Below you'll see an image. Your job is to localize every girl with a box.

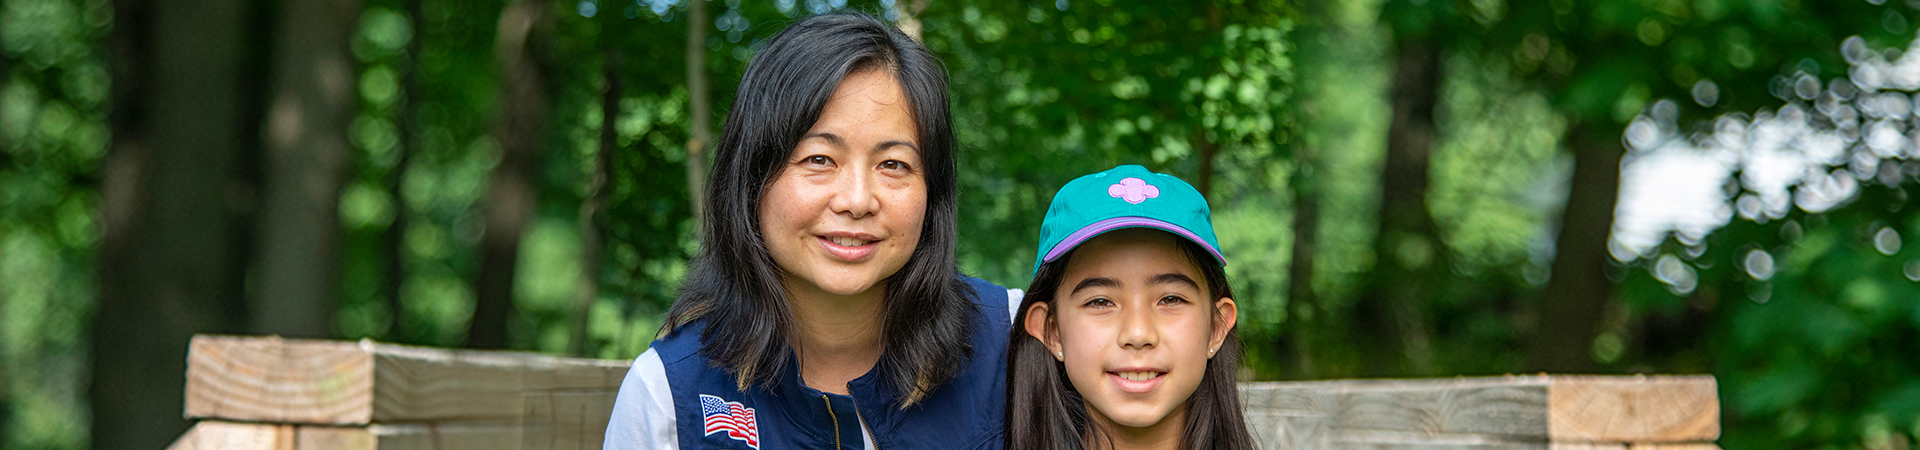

[1006,165,1253,450]
[604,13,1019,450]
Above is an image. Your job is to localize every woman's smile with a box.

[818,232,884,262]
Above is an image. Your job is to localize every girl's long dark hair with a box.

[660,12,974,406]
[1005,236,1253,450]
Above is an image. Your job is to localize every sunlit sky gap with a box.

[1613,35,1920,285]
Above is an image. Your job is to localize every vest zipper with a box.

[822,394,842,449]
[855,406,879,450]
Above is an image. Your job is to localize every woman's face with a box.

[1025,229,1236,433]
[759,69,927,300]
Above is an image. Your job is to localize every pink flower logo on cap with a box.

[1108,177,1160,204]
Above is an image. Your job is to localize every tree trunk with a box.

[1192,4,1223,201]
[1285,147,1320,379]
[0,50,8,152]
[1,24,13,444]
[385,0,424,343]
[1528,122,1624,372]
[570,46,620,356]
[1194,127,1219,200]
[467,0,551,349]
[685,0,710,228]
[252,0,360,338]
[1280,0,1336,380]
[1354,38,1442,377]
[95,0,259,446]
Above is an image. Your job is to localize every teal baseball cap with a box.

[1032,165,1224,277]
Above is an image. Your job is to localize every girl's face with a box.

[1025,229,1237,434]
[760,69,927,300]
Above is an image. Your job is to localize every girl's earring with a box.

[1056,351,1063,359]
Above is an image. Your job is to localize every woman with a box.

[603,13,1020,450]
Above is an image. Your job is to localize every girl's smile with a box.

[1107,367,1168,394]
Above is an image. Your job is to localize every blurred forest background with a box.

[4,0,1920,448]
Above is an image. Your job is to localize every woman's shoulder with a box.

[645,319,711,368]
[956,275,1023,325]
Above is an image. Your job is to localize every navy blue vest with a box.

[651,276,1013,449]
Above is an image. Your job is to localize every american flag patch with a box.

[700,394,759,449]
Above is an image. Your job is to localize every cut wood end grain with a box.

[1548,375,1719,442]
[185,335,377,424]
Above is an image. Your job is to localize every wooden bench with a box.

[170,335,1718,449]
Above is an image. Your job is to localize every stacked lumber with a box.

[169,334,630,450]
[169,335,1721,449]
[1240,375,1720,450]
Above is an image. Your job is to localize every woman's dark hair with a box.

[659,12,974,406]
[1005,233,1253,450]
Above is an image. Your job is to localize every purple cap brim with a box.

[1043,217,1227,266]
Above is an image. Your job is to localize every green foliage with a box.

[1213,0,1380,378]
[334,0,512,347]
[1609,50,1920,448]
[0,0,108,447]
[922,0,1295,287]
[1485,0,1912,123]
[1617,185,1920,448]
[329,0,804,355]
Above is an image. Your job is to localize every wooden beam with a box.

[185,334,629,425]
[521,390,617,450]
[370,422,523,450]
[167,420,298,450]
[166,420,528,450]
[1241,375,1717,449]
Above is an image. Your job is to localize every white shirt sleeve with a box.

[1006,288,1024,323]
[604,348,678,450]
